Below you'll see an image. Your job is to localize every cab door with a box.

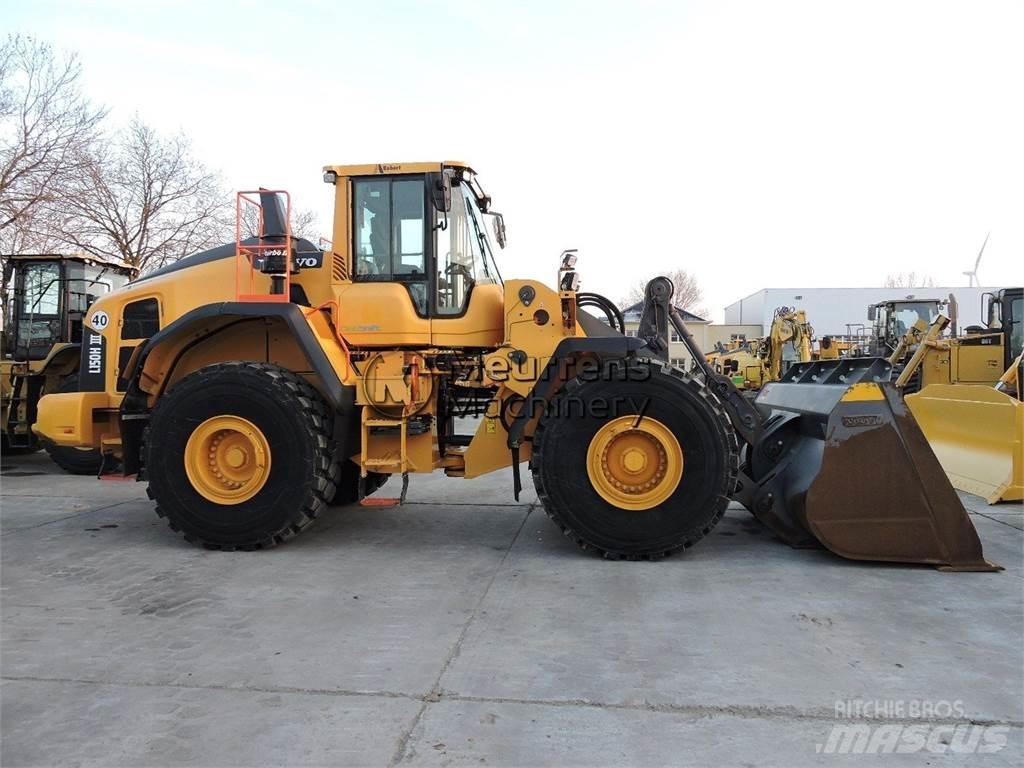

[13,260,62,360]
[336,175,431,347]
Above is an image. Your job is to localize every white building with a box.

[723,286,1004,336]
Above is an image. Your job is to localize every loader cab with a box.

[326,162,506,348]
[983,288,1023,369]
[868,298,944,356]
[1,254,134,361]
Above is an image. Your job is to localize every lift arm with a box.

[893,314,949,389]
[637,276,762,446]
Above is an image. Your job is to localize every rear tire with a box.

[44,374,104,475]
[145,362,338,550]
[532,360,738,559]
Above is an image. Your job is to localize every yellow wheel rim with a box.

[184,416,271,505]
[586,416,684,511]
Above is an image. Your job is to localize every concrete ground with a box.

[1,450,1021,767]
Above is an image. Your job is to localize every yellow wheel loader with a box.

[862,296,953,359]
[905,288,1023,504]
[2,253,135,472]
[33,162,997,569]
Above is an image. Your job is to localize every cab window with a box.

[891,303,936,337]
[16,261,61,358]
[21,262,60,316]
[435,183,500,316]
[121,298,160,339]
[353,177,427,313]
[70,265,125,314]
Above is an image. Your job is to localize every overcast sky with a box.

[7,0,1022,320]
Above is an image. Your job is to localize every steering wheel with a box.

[356,257,379,276]
[444,262,473,281]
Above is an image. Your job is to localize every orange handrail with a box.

[235,189,292,303]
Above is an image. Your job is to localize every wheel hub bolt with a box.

[225,446,247,469]
[621,448,647,474]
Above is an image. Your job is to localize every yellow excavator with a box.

[903,288,1023,503]
[706,307,813,390]
[32,162,998,570]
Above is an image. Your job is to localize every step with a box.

[363,458,402,468]
[359,497,401,507]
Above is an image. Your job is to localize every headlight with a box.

[560,271,580,292]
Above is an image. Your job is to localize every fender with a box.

[118,302,354,475]
[123,302,347,409]
[37,343,81,376]
[504,335,646,449]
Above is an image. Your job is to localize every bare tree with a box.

[620,269,707,316]
[290,208,321,242]
[56,118,231,272]
[884,272,936,288]
[0,203,63,254]
[0,35,106,242]
[239,203,321,242]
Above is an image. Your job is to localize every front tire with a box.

[145,362,338,550]
[532,360,738,559]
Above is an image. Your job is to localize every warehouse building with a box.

[723,286,1002,336]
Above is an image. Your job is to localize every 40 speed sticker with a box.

[89,310,110,331]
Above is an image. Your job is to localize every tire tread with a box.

[144,361,338,550]
[531,359,739,560]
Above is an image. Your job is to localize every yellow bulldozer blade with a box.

[906,384,1023,505]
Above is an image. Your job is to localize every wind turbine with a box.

[964,232,989,287]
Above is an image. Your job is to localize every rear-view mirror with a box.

[491,212,507,249]
[981,292,996,328]
[427,172,451,213]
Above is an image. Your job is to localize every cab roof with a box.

[1,252,136,273]
[875,297,945,305]
[322,161,474,177]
